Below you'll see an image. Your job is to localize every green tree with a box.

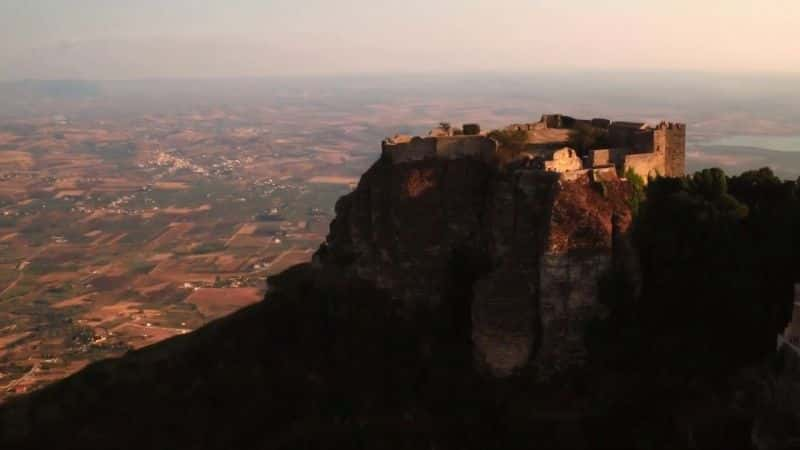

[591,168,799,380]
[690,168,728,199]
[624,168,646,215]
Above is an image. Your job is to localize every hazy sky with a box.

[1,0,799,79]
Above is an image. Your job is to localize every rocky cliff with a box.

[313,151,635,378]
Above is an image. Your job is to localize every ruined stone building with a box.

[382,114,686,182]
[586,118,685,179]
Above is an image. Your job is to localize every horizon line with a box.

[3,69,800,84]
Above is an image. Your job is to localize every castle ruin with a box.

[382,113,686,181]
[370,114,686,377]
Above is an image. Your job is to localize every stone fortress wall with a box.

[381,135,497,164]
[623,152,665,178]
[435,136,498,161]
[381,114,686,181]
[541,113,686,179]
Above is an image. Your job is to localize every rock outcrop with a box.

[314,147,635,378]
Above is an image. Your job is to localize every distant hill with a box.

[0,79,101,100]
[689,144,800,179]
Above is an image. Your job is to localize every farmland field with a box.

[0,99,381,399]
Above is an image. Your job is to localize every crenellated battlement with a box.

[656,121,686,131]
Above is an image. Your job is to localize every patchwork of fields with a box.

[0,108,370,399]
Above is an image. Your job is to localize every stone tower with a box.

[653,122,686,177]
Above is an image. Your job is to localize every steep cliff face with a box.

[315,154,634,378]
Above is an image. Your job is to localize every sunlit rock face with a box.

[314,150,634,378]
